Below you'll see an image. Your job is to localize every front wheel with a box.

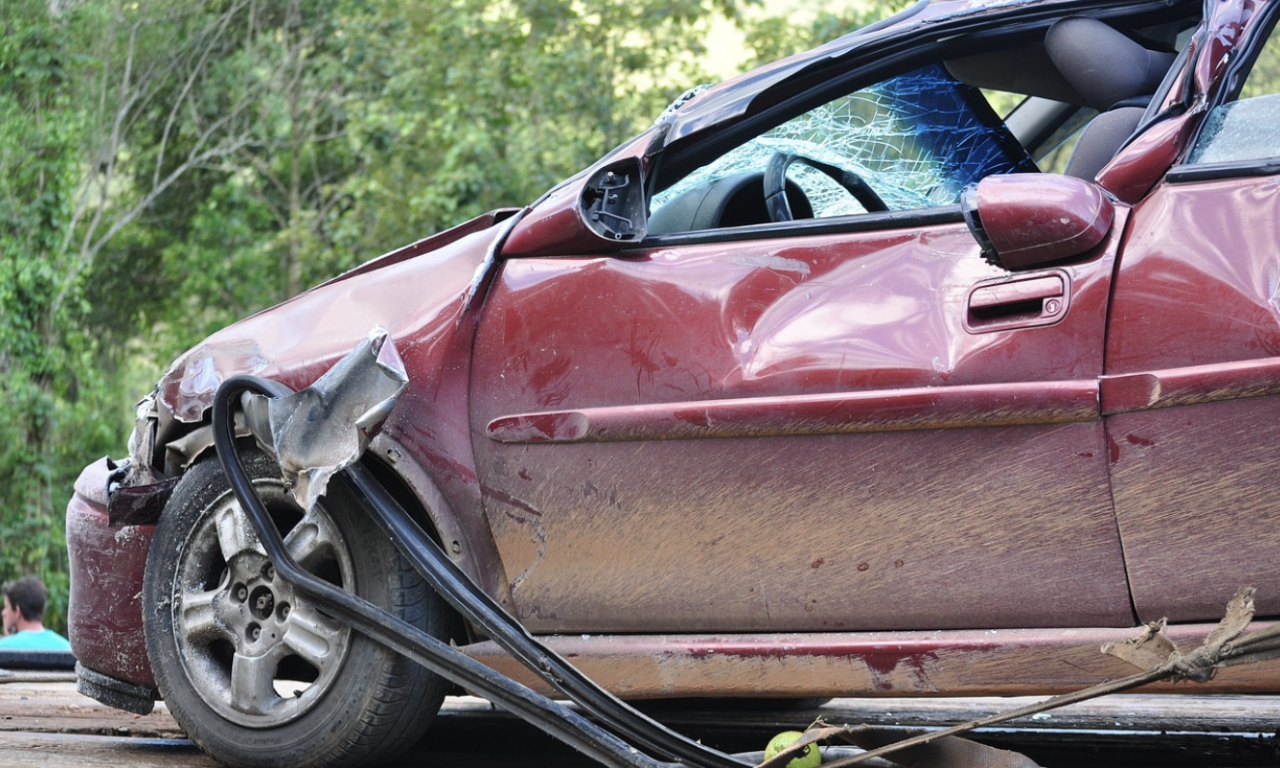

[143,449,451,768]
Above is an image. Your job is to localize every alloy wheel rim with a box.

[171,483,354,728]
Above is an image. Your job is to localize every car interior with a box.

[952,17,1179,180]
[646,11,1200,237]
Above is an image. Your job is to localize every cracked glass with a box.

[651,63,1035,227]
[1188,21,1280,165]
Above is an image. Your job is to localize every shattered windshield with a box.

[651,63,1035,223]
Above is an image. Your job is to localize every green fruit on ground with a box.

[763,730,821,767]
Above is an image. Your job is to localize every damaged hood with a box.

[158,211,512,423]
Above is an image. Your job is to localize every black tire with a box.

[143,448,451,768]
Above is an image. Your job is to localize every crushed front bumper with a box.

[66,456,158,713]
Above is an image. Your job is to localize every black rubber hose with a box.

[212,375,674,768]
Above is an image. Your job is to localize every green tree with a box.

[0,0,347,627]
[741,0,913,67]
[75,0,356,359]
[0,0,103,631]
[81,0,760,358]
[331,0,751,260]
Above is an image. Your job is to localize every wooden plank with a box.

[7,682,1280,735]
[3,681,1280,767]
[0,682,183,740]
[0,733,215,768]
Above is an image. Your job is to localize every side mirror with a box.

[961,174,1114,270]
[501,159,646,257]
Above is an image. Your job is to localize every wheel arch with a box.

[149,419,510,616]
[363,433,513,613]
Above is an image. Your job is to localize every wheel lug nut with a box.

[277,603,291,621]
[262,563,274,581]
[249,586,275,619]
[234,585,247,602]
[248,624,261,641]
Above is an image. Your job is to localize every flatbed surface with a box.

[2,677,1278,767]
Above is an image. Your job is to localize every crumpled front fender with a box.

[129,211,513,606]
[71,214,516,705]
[157,212,511,424]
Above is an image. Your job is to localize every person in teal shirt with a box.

[1,575,71,651]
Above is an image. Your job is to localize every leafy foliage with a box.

[330,0,744,261]
[0,0,100,631]
[741,0,913,67]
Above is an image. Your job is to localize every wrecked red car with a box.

[66,0,1280,765]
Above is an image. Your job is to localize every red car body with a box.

[67,0,1280,721]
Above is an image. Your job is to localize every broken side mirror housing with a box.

[961,174,1114,271]
[501,159,647,257]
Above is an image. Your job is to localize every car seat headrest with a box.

[1045,17,1176,111]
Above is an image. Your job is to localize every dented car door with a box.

[469,61,1133,635]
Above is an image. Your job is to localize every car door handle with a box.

[965,273,1068,332]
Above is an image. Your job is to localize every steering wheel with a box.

[763,152,889,222]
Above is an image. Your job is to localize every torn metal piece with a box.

[243,328,408,512]
[164,422,224,476]
[113,393,253,524]
[462,210,524,319]
[107,477,179,527]
[124,394,165,488]
[110,395,183,524]
[175,356,221,423]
